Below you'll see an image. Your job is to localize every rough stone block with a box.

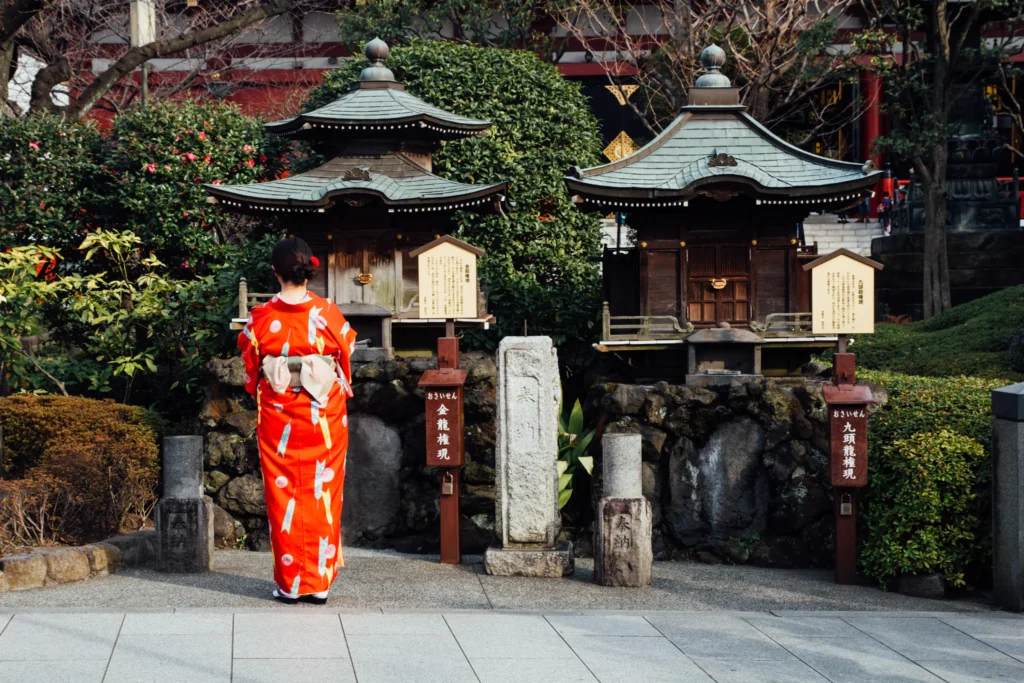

[602,433,642,498]
[43,549,91,584]
[495,336,561,548]
[899,573,946,600]
[342,413,402,540]
[208,356,246,386]
[156,497,213,573]
[484,540,574,577]
[101,531,156,567]
[0,553,47,590]
[595,498,653,588]
[81,543,121,574]
[0,571,7,592]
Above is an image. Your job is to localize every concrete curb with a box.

[0,530,156,591]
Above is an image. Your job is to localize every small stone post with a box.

[595,434,652,587]
[993,382,1024,611]
[484,337,573,577]
[156,435,214,573]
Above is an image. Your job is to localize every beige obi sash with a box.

[261,354,339,404]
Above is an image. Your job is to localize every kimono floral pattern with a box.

[238,292,357,596]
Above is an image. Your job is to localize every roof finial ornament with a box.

[359,37,396,82]
[694,44,731,88]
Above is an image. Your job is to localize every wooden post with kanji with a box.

[802,248,882,585]
[412,236,485,565]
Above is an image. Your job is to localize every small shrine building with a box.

[208,39,506,359]
[566,45,882,381]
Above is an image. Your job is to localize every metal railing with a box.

[750,312,813,337]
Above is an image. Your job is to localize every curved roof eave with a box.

[206,180,507,210]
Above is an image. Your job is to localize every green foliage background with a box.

[307,41,605,372]
[860,369,1004,587]
[851,285,1024,380]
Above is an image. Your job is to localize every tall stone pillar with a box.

[993,383,1024,611]
[484,337,573,577]
[595,434,652,587]
[156,436,214,573]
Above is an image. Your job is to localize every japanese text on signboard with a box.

[425,389,463,466]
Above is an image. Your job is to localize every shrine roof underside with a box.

[566,108,882,209]
[205,154,505,214]
[264,84,492,139]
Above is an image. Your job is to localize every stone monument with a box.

[595,433,652,587]
[156,435,214,572]
[484,336,573,577]
[993,382,1024,611]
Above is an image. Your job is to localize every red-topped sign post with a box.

[412,236,485,565]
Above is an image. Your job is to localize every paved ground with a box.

[0,550,1021,682]
[0,549,1000,612]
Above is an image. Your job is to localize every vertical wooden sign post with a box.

[803,248,882,585]
[412,236,485,565]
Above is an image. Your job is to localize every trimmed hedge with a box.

[0,396,162,546]
[853,285,1024,380]
[860,370,1006,587]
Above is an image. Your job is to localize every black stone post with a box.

[993,383,1024,611]
[156,436,214,573]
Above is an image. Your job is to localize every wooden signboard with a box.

[421,371,467,467]
[409,236,485,319]
[802,248,883,336]
[824,385,871,488]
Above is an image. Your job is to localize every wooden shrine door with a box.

[332,238,400,310]
[642,249,683,322]
[686,244,751,325]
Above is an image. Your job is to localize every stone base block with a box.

[595,498,653,588]
[484,540,574,578]
[156,496,214,573]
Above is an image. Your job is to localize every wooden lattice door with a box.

[687,245,751,325]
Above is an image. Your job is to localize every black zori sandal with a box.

[272,588,299,604]
[299,590,330,606]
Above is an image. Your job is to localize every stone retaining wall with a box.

[583,377,886,567]
[202,353,498,553]
[0,530,156,591]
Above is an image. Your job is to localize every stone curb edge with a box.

[0,530,157,591]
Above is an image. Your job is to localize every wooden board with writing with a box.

[824,384,872,488]
[410,236,484,319]
[802,248,882,335]
[419,367,468,467]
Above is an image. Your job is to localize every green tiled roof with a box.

[567,108,881,199]
[206,154,505,208]
[264,86,490,137]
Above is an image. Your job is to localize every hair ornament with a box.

[310,256,320,268]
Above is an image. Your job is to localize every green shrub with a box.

[0,395,162,547]
[853,285,1024,380]
[0,395,163,477]
[859,370,1005,587]
[308,41,605,372]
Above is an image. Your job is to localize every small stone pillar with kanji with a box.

[594,433,652,588]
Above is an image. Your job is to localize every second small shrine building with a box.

[566,45,882,382]
[208,39,506,360]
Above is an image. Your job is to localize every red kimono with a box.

[238,292,357,596]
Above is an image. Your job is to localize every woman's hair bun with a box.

[271,237,317,285]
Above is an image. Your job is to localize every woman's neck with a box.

[278,282,308,305]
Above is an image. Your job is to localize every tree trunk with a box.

[921,144,953,318]
[0,38,13,115]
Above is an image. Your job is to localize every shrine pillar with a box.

[861,70,884,215]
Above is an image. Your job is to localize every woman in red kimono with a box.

[238,237,357,604]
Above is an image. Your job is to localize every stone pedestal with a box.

[594,433,652,587]
[485,337,572,577]
[993,383,1024,611]
[595,498,653,587]
[157,436,214,573]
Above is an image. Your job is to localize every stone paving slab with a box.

[0,610,1022,681]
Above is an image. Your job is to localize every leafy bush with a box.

[853,285,1024,380]
[0,115,100,253]
[0,395,161,547]
[308,41,605,372]
[859,370,1005,587]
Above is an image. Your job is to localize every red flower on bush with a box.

[198,132,207,141]
[29,141,39,150]
[260,154,267,163]
[203,155,211,164]
[145,163,156,173]
[246,159,255,167]
[183,152,198,162]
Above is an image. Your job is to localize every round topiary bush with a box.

[0,395,162,547]
[307,41,606,371]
